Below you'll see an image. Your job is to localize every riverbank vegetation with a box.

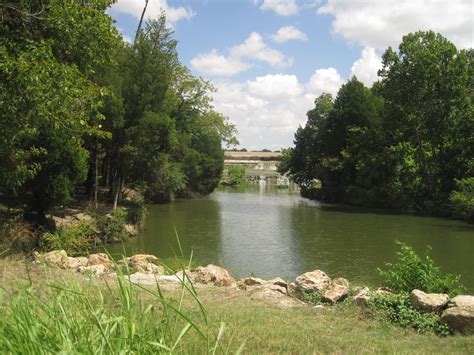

[280,31,473,222]
[0,244,473,353]
[0,1,236,253]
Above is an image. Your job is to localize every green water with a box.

[107,186,474,291]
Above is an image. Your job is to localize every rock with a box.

[322,278,350,304]
[352,287,371,307]
[40,250,69,269]
[451,295,474,308]
[409,289,449,313]
[376,287,396,296]
[120,254,163,274]
[78,264,107,276]
[193,264,236,287]
[249,286,303,308]
[87,253,113,272]
[294,270,331,294]
[74,212,93,223]
[238,277,267,287]
[268,277,288,288]
[129,272,158,285]
[67,256,88,269]
[124,224,139,236]
[441,306,474,334]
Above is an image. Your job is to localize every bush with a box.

[449,177,474,222]
[369,293,451,336]
[41,222,96,256]
[225,166,249,187]
[377,241,464,296]
[96,209,128,242]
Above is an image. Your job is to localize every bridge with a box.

[223,151,290,184]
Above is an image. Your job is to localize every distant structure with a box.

[223,151,291,185]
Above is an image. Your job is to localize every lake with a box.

[107,185,474,291]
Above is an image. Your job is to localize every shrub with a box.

[369,293,451,336]
[41,222,96,256]
[377,241,464,296]
[96,209,128,242]
[226,166,249,187]
[449,177,474,222]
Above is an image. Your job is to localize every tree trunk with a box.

[134,0,149,46]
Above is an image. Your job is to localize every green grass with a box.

[0,259,473,353]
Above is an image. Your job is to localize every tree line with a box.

[0,1,237,223]
[279,31,473,222]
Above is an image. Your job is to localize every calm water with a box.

[107,186,474,291]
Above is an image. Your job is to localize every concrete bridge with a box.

[223,151,290,184]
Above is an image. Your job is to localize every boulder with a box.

[193,264,236,287]
[39,250,69,269]
[352,287,371,307]
[238,277,266,287]
[293,270,331,294]
[322,278,350,304]
[74,212,93,223]
[249,286,302,308]
[87,253,113,272]
[129,272,158,285]
[268,277,288,288]
[77,264,107,276]
[124,224,139,236]
[118,254,163,274]
[441,306,474,334]
[451,295,474,308]
[409,289,449,313]
[67,256,88,269]
[375,287,396,296]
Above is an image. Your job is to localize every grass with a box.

[0,258,473,353]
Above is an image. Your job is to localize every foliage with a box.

[41,222,97,257]
[225,166,249,187]
[281,31,473,219]
[368,293,451,336]
[377,242,464,296]
[95,209,128,242]
[0,4,237,223]
[0,262,226,353]
[449,178,474,222]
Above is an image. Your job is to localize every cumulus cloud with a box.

[191,32,292,76]
[109,0,193,25]
[350,47,382,87]
[260,0,299,16]
[271,26,308,43]
[307,67,344,98]
[317,0,473,49]
[230,32,293,68]
[190,50,252,77]
[211,68,346,150]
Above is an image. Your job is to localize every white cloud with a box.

[307,67,344,97]
[109,0,193,25]
[211,68,346,150]
[191,32,292,77]
[190,50,252,77]
[350,47,382,87]
[230,32,293,68]
[271,26,308,43]
[260,0,299,16]
[317,0,473,49]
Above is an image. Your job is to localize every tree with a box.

[0,0,119,220]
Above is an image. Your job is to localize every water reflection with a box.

[106,187,474,291]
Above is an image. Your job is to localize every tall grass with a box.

[0,246,239,353]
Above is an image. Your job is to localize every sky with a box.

[108,0,473,151]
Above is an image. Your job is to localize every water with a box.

[107,186,474,291]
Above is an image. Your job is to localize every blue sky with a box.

[109,0,473,150]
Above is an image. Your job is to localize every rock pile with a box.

[31,250,474,333]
